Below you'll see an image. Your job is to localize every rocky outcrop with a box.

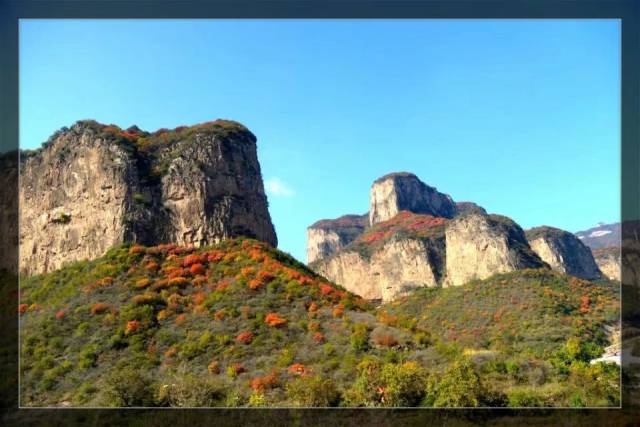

[306,214,368,263]
[312,233,445,302]
[19,119,277,275]
[526,226,602,280]
[455,201,487,216]
[444,213,547,287]
[369,172,456,225]
[591,247,620,281]
[575,222,620,250]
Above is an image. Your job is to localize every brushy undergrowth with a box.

[20,238,620,407]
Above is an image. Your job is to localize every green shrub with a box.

[424,358,484,407]
[350,323,370,352]
[156,369,227,407]
[101,366,155,407]
[285,375,340,407]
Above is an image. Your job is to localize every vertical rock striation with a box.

[19,119,277,275]
[444,213,547,287]
[306,214,368,263]
[525,226,602,280]
[369,172,456,226]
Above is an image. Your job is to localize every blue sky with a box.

[20,19,620,262]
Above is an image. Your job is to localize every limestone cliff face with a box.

[19,120,276,275]
[369,172,456,226]
[591,247,620,281]
[444,213,547,287]
[455,201,487,216]
[525,226,602,280]
[312,236,444,302]
[306,214,368,263]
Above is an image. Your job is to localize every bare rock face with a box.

[526,226,602,280]
[369,172,456,226]
[306,214,368,263]
[310,212,446,302]
[312,236,444,302]
[19,120,276,275]
[444,213,547,287]
[591,247,620,281]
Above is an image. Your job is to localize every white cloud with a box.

[265,177,295,198]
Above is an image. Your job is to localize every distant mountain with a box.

[575,222,620,250]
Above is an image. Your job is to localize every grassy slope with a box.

[20,240,620,408]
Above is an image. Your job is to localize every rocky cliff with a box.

[311,211,446,301]
[19,119,277,275]
[369,172,456,226]
[306,214,368,263]
[444,213,547,287]
[525,226,602,280]
[591,247,620,281]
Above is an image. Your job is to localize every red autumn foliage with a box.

[250,371,278,391]
[248,279,262,290]
[257,270,275,283]
[183,254,204,267]
[167,267,187,279]
[175,313,187,324]
[189,263,206,276]
[214,309,226,321]
[145,261,160,271]
[129,245,145,255]
[319,284,334,296]
[265,312,287,327]
[313,332,325,344]
[125,320,140,335]
[191,291,206,306]
[308,302,318,313]
[55,310,65,319]
[580,295,590,313]
[19,304,28,314]
[288,363,308,376]
[236,331,254,344]
[90,303,109,315]
[207,250,225,263]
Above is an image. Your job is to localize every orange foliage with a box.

[189,263,206,276]
[308,320,320,332]
[257,270,275,283]
[308,302,318,313]
[55,310,65,319]
[125,320,140,335]
[164,347,177,358]
[208,360,220,374]
[248,279,262,290]
[313,332,325,344]
[288,363,308,376]
[175,313,186,324]
[157,309,170,321]
[167,267,187,279]
[207,250,225,263]
[214,309,226,321]
[265,312,287,327]
[332,304,345,318]
[135,278,151,289]
[191,291,206,306]
[250,371,278,391]
[168,277,189,287]
[378,311,398,326]
[374,334,398,347]
[90,303,109,315]
[320,284,334,296]
[192,276,207,287]
[96,277,113,287]
[580,295,590,313]
[19,304,28,314]
[145,261,160,271]
[236,331,254,344]
[129,245,145,255]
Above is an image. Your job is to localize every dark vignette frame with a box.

[0,1,638,426]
